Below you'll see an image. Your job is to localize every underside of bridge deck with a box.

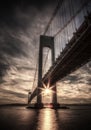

[42,13,91,86]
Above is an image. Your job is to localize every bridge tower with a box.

[37,35,57,105]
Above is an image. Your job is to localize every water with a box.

[0,105,91,130]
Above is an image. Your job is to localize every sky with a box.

[0,0,91,104]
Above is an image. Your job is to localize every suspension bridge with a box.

[28,0,91,108]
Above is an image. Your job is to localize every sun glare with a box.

[45,88,51,95]
[38,81,55,96]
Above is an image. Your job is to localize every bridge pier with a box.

[37,35,55,105]
[52,84,57,104]
[35,35,59,108]
[28,35,59,108]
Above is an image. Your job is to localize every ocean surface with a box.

[0,105,91,130]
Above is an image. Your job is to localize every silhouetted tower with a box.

[37,35,57,104]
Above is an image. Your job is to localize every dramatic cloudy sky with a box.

[0,0,91,104]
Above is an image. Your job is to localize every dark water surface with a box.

[0,105,91,130]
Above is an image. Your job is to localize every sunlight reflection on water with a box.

[37,108,59,130]
[0,106,91,130]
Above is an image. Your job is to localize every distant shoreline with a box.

[0,103,91,107]
[0,103,27,107]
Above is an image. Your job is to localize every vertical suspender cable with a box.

[70,0,77,31]
[31,62,38,92]
[63,0,67,47]
[42,1,64,74]
[65,0,69,43]
[61,2,64,50]
[42,49,50,76]
[44,0,64,35]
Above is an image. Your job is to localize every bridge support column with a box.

[51,84,60,108]
[52,84,57,104]
[37,35,55,107]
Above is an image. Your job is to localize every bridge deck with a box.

[43,13,91,85]
[29,13,91,102]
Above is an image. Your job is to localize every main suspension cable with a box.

[43,0,64,35]
[54,0,90,37]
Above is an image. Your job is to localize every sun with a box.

[44,88,51,95]
[38,81,55,96]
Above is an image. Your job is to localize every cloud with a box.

[0,0,91,104]
[0,1,57,104]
